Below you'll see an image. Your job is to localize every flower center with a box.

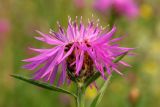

[65,44,94,83]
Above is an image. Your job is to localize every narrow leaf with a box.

[11,74,77,98]
[84,72,100,88]
[90,75,112,107]
[113,52,128,63]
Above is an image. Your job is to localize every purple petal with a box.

[35,30,64,45]
[119,61,131,67]
[93,26,116,44]
[22,58,47,70]
[49,65,59,84]
[57,61,67,86]
[22,46,60,62]
[29,47,50,53]
[32,54,57,80]
[41,49,64,78]
[34,36,64,45]
[58,44,74,63]
[75,50,84,75]
[112,67,123,76]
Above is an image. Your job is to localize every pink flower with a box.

[73,0,85,9]
[0,19,10,33]
[94,0,139,18]
[0,19,11,56]
[23,17,132,86]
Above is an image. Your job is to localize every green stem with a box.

[76,83,85,107]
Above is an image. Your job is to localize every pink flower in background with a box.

[94,0,112,13]
[73,0,85,8]
[94,0,139,18]
[0,19,10,34]
[0,19,11,56]
[23,17,132,86]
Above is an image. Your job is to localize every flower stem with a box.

[76,83,85,107]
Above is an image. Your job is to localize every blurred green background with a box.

[0,0,160,107]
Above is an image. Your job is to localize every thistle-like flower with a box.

[23,17,132,86]
[94,0,139,18]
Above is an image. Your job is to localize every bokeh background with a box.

[0,0,160,107]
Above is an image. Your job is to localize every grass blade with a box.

[90,75,112,107]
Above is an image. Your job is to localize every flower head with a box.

[23,17,132,86]
[94,0,139,18]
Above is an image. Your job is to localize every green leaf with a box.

[113,52,128,63]
[11,74,77,98]
[84,52,128,88]
[84,72,101,88]
[90,75,112,107]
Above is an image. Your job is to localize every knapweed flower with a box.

[94,0,139,18]
[23,17,132,86]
